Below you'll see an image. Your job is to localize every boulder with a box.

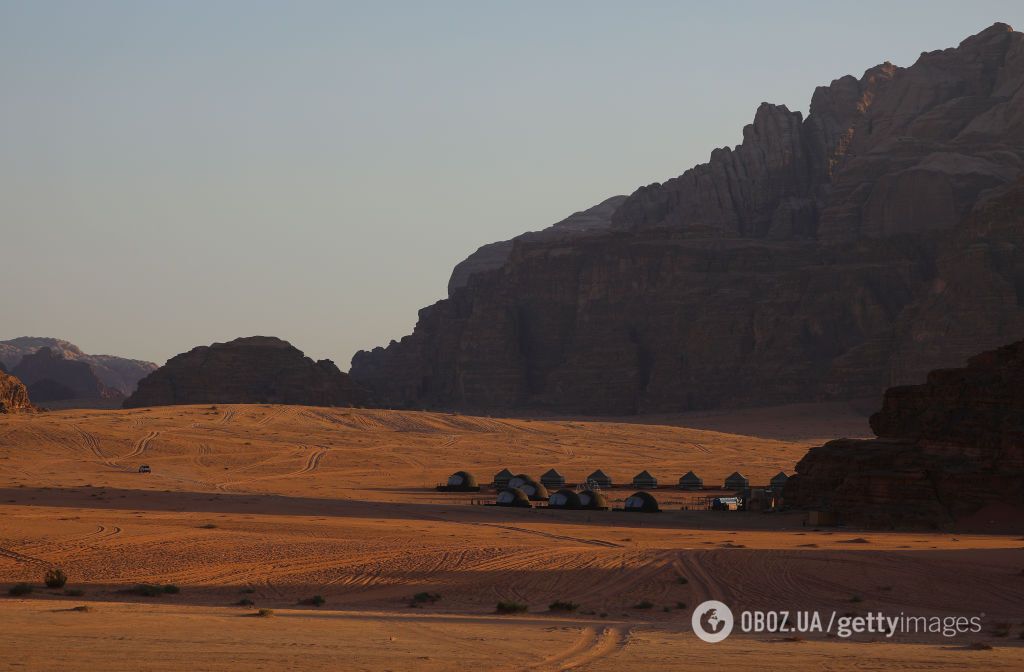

[0,370,33,413]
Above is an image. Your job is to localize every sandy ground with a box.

[0,403,1021,670]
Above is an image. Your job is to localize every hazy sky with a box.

[2,1,1021,366]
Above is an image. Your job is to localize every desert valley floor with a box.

[0,403,1022,671]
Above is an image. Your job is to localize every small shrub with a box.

[237,598,255,607]
[676,601,686,609]
[849,594,864,603]
[409,592,440,607]
[548,600,579,613]
[64,589,85,597]
[676,576,689,585]
[128,583,179,597]
[299,595,326,607]
[70,605,92,613]
[633,600,654,610]
[241,588,255,594]
[8,583,32,596]
[496,601,528,614]
[199,524,217,529]
[44,568,68,589]
[967,642,993,650]
[599,612,608,618]
[256,608,274,618]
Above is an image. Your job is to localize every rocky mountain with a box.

[352,24,1024,414]
[784,338,1024,527]
[0,370,33,413]
[11,347,122,402]
[124,336,368,408]
[0,337,156,395]
[447,196,627,295]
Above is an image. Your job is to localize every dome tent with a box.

[548,488,582,509]
[577,489,610,510]
[437,470,480,492]
[495,487,532,508]
[508,474,548,500]
[623,491,660,512]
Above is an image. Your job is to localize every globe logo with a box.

[691,600,734,643]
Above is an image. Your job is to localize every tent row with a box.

[497,486,661,512]
[490,468,790,491]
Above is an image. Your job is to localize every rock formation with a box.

[0,370,33,413]
[124,336,368,408]
[784,338,1024,527]
[352,24,1024,414]
[447,196,627,295]
[12,347,122,402]
[0,337,156,395]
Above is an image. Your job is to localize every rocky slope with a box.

[124,336,368,408]
[784,338,1024,527]
[447,196,627,295]
[0,337,156,395]
[352,24,1024,414]
[11,347,123,402]
[0,370,33,413]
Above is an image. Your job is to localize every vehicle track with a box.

[121,431,159,462]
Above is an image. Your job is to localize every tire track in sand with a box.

[523,626,629,672]
[120,431,159,462]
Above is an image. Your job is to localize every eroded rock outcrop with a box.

[352,24,1024,415]
[0,370,33,413]
[124,336,368,408]
[784,339,1024,527]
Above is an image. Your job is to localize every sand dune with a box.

[0,404,1021,670]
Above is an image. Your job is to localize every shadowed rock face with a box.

[0,370,33,413]
[124,336,368,409]
[12,347,122,401]
[352,24,1024,415]
[0,337,156,395]
[784,338,1024,528]
[447,196,627,295]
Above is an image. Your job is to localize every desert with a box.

[4,6,1024,670]
[1,402,1022,670]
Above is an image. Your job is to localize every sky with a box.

[2,1,1022,366]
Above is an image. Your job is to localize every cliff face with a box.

[0,370,33,413]
[784,338,1024,527]
[124,336,368,408]
[11,347,122,402]
[447,196,627,295]
[0,337,157,395]
[351,24,1024,415]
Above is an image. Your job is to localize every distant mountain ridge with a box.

[352,23,1024,415]
[0,337,157,396]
